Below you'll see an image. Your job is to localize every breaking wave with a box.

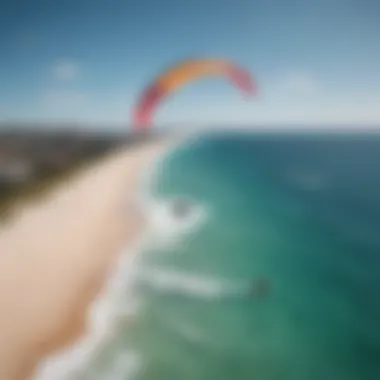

[136,267,241,300]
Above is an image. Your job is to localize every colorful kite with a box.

[132,58,257,130]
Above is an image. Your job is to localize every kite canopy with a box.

[132,58,257,131]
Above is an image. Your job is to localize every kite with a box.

[132,58,256,130]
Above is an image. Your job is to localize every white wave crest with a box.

[143,197,208,252]
[137,267,237,300]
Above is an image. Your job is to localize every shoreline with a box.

[0,138,178,380]
[33,235,144,380]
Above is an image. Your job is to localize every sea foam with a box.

[136,267,241,300]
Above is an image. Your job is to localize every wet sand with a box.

[0,140,174,380]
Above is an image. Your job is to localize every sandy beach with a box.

[0,139,175,380]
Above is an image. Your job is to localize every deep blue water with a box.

[93,131,380,380]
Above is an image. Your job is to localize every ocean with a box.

[37,131,380,380]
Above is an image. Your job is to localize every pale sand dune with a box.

[0,139,175,380]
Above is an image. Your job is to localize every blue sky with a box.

[1,0,379,128]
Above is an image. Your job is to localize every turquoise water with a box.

[92,132,380,380]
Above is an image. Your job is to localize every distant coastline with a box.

[0,125,168,218]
